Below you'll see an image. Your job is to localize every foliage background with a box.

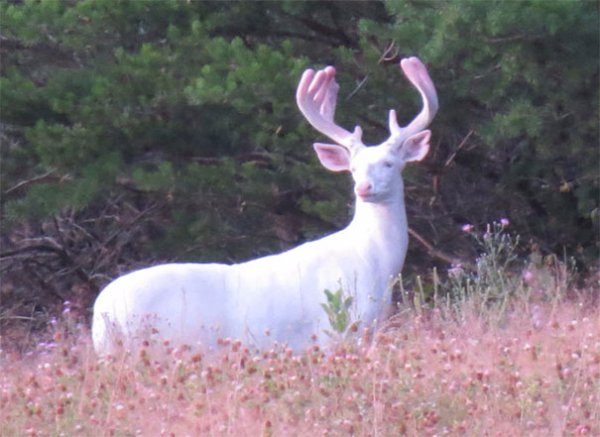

[1,0,598,336]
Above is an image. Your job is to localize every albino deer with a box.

[92,57,438,354]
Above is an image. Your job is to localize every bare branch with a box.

[408,226,474,270]
[3,169,56,196]
[485,32,546,44]
[444,130,474,167]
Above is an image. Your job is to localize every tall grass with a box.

[1,224,598,436]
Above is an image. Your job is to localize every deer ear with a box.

[313,143,351,172]
[396,130,431,163]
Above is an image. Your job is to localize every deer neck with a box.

[344,192,409,323]
[348,192,408,261]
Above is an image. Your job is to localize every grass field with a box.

[1,226,598,436]
[2,293,598,436]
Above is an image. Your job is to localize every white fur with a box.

[92,57,438,354]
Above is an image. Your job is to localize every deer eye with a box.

[383,161,394,168]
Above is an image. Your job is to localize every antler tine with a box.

[388,57,439,145]
[296,66,363,152]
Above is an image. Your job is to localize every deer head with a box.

[296,57,438,204]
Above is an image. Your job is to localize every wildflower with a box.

[448,264,464,278]
[461,224,474,233]
[500,218,510,227]
[522,270,534,285]
[483,223,492,240]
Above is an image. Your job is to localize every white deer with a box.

[92,57,438,355]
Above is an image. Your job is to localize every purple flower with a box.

[522,270,534,285]
[448,263,464,278]
[500,218,510,227]
[461,224,474,233]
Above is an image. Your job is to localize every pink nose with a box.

[355,181,372,197]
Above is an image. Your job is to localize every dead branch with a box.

[408,226,475,270]
[444,130,475,167]
[3,169,56,197]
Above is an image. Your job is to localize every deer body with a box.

[93,185,408,352]
[92,57,438,354]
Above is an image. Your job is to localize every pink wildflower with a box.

[461,224,474,233]
[500,218,510,227]
[448,264,464,278]
[522,270,534,285]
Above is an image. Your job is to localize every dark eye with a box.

[383,161,393,168]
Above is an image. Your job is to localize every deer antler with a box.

[298,57,437,151]
[296,66,364,153]
[388,57,438,146]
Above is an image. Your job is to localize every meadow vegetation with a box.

[1,226,598,436]
[1,3,598,434]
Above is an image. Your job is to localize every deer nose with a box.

[355,181,372,198]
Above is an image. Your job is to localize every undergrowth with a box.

[1,221,598,436]
[397,221,583,324]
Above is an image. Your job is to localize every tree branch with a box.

[3,169,56,197]
[408,226,475,270]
